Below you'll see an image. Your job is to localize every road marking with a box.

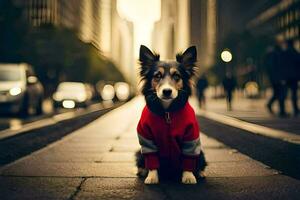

[197,109,300,145]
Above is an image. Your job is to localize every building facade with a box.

[152,0,191,60]
[152,0,217,69]
[190,0,217,70]
[110,0,134,84]
[15,0,103,51]
[13,0,220,86]
[13,0,135,84]
[247,0,300,50]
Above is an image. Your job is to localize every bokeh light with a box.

[221,50,233,63]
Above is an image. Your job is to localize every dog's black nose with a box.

[163,89,172,97]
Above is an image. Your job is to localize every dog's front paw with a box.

[182,171,197,184]
[144,170,159,184]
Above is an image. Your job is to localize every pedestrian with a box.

[283,40,300,117]
[264,42,287,117]
[222,72,236,111]
[196,74,208,109]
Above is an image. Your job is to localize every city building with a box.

[153,0,217,70]
[152,0,190,60]
[15,0,59,26]
[79,0,101,49]
[14,0,102,51]
[247,0,300,50]
[190,0,217,70]
[12,0,220,86]
[111,0,134,84]
[12,0,135,84]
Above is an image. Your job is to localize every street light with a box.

[220,49,234,111]
[221,49,232,63]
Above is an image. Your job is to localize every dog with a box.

[136,45,206,184]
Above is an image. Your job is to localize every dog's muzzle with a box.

[162,89,172,99]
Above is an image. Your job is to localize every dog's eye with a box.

[172,74,181,81]
[154,73,162,81]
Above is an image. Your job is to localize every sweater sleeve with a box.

[137,119,159,170]
[181,119,201,172]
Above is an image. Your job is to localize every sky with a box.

[117,0,161,57]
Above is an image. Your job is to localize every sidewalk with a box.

[0,97,299,200]
[194,96,300,135]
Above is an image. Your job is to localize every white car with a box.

[0,63,44,115]
[52,82,93,109]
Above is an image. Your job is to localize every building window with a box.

[286,13,289,25]
[290,27,295,38]
[295,26,299,36]
[295,9,300,20]
[295,39,300,51]
[286,29,290,38]
[289,10,294,22]
[281,16,284,27]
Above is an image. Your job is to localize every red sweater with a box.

[137,102,201,172]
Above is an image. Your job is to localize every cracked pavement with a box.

[0,97,300,200]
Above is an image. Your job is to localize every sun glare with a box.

[117,0,161,57]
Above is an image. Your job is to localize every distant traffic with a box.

[0,63,131,117]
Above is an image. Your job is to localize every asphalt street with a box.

[0,97,299,200]
[0,102,120,166]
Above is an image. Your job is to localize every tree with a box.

[0,1,125,97]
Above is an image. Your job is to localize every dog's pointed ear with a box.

[176,46,197,64]
[139,45,159,64]
[139,45,160,78]
[176,46,197,77]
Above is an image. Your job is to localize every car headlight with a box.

[9,87,22,96]
[62,100,75,109]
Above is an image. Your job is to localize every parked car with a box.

[52,82,93,109]
[0,63,44,115]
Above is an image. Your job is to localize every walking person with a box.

[264,43,287,117]
[283,40,300,117]
[222,73,236,111]
[196,74,208,109]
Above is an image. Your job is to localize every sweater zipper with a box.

[165,112,172,159]
[165,112,171,124]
